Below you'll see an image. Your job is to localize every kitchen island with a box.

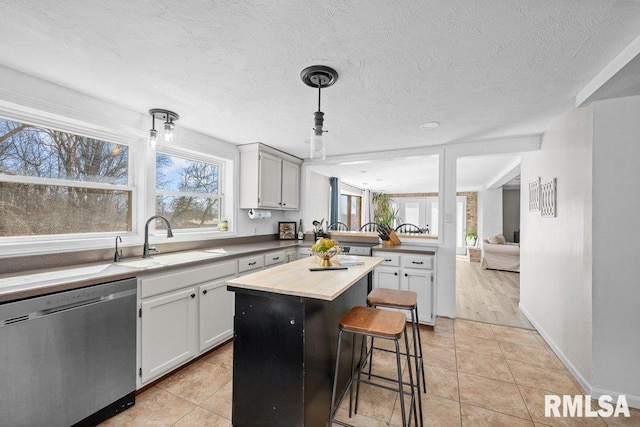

[226,255,383,427]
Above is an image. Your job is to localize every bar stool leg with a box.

[410,312,423,426]
[348,333,356,418]
[329,330,344,426]
[403,324,418,427]
[414,305,426,393]
[394,338,407,427]
[354,334,367,414]
[367,336,375,380]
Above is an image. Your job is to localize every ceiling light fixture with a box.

[420,121,440,129]
[301,65,338,160]
[149,109,179,147]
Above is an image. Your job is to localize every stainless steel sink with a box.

[117,250,225,269]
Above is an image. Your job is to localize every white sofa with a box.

[481,234,520,272]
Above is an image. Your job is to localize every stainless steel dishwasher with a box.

[0,277,137,427]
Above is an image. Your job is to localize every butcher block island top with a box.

[226,255,383,300]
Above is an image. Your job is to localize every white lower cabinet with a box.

[199,276,234,353]
[297,247,312,259]
[373,267,401,290]
[264,250,286,267]
[140,287,197,384]
[373,251,437,325]
[402,268,435,324]
[138,260,237,387]
[285,249,296,263]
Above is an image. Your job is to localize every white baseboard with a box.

[519,303,640,410]
[591,386,640,410]
[518,303,591,392]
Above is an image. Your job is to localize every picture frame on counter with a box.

[278,221,297,240]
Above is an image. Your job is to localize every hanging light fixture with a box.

[300,65,338,160]
[149,109,179,147]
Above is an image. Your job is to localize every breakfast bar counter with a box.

[226,255,383,426]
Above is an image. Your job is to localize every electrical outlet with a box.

[445,213,454,223]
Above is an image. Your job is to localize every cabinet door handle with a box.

[191,293,196,298]
[404,273,408,277]
[248,261,257,266]
[394,272,398,276]
[202,289,208,295]
[412,261,424,265]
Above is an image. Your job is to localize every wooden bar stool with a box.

[329,306,417,427]
[367,288,426,425]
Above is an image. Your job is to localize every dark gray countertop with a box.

[372,244,438,255]
[0,240,300,303]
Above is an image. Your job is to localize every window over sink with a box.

[156,151,224,231]
[0,116,132,236]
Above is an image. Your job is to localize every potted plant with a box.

[372,192,399,228]
[464,227,477,246]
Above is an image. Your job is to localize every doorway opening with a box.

[454,154,532,329]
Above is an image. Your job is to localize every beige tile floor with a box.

[102,318,640,426]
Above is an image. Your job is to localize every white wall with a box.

[294,169,330,235]
[519,106,594,389]
[477,189,503,243]
[591,95,640,403]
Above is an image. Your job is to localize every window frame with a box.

[0,110,139,256]
[340,193,362,231]
[153,145,228,236]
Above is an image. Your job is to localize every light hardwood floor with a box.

[456,257,534,329]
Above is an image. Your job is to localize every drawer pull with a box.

[191,293,196,298]
[248,261,257,266]
[202,289,208,295]
[385,258,393,262]
[412,261,424,265]
[273,257,280,260]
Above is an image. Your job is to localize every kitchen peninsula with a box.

[226,255,383,427]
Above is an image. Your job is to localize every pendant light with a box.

[300,66,338,160]
[149,109,179,147]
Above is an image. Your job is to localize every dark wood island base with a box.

[229,272,371,426]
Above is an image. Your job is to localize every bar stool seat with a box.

[329,306,417,427]
[340,306,405,338]
[367,288,417,309]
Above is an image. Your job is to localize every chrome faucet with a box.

[113,235,123,262]
[143,215,174,258]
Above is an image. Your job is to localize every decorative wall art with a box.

[540,178,557,218]
[278,221,297,240]
[529,178,540,212]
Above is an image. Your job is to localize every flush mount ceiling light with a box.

[420,121,440,129]
[148,109,179,147]
[300,65,338,160]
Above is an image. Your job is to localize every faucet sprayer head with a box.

[167,228,174,238]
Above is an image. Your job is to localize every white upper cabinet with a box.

[257,151,282,208]
[239,143,302,210]
[280,159,300,210]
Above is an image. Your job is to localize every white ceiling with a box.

[2,1,640,188]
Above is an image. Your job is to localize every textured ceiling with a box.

[1,0,640,162]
